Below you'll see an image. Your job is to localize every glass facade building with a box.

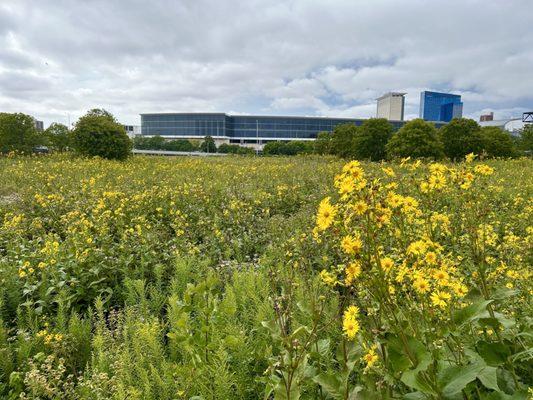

[141,113,407,142]
[419,91,463,122]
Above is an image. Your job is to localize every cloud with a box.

[0,0,531,127]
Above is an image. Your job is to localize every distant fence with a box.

[132,149,227,157]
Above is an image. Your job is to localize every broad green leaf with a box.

[439,363,483,397]
[477,341,511,366]
[312,372,344,400]
[477,366,499,391]
[453,299,493,326]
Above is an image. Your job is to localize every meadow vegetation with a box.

[0,154,531,399]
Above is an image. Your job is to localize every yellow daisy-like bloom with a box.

[316,197,337,231]
[474,164,494,176]
[380,257,394,272]
[429,173,447,190]
[341,234,363,255]
[342,305,360,340]
[363,344,379,368]
[425,251,437,264]
[430,290,451,308]
[465,153,476,163]
[433,269,449,285]
[320,269,338,286]
[353,200,368,215]
[345,262,362,285]
[413,277,430,294]
[338,177,356,196]
[407,240,427,256]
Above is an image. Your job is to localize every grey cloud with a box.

[0,0,532,126]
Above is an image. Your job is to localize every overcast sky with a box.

[1,0,532,127]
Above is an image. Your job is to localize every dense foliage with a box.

[0,154,531,399]
[133,135,199,152]
[0,113,43,154]
[44,123,70,152]
[386,119,444,159]
[352,118,393,160]
[262,141,314,155]
[440,118,484,160]
[71,109,132,160]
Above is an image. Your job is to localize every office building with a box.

[33,119,44,132]
[419,91,463,122]
[140,113,411,149]
[122,124,141,139]
[479,112,494,122]
[376,92,406,121]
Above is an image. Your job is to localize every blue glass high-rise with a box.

[419,91,463,122]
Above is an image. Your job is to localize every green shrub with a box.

[44,123,70,152]
[71,109,132,160]
[386,118,444,159]
[440,118,483,159]
[353,118,393,160]
[330,123,358,158]
[479,126,517,157]
[0,112,42,154]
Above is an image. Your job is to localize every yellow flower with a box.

[320,270,338,286]
[382,167,395,177]
[353,201,368,215]
[429,173,447,190]
[465,153,476,163]
[413,277,430,294]
[380,257,394,272]
[341,234,363,255]
[430,291,451,308]
[425,252,437,264]
[407,240,427,256]
[345,262,362,285]
[363,345,379,368]
[316,197,337,231]
[474,164,494,176]
[342,305,360,340]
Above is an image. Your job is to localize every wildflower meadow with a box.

[0,154,531,399]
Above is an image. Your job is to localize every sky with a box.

[0,0,532,127]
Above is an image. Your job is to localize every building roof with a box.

[376,92,407,101]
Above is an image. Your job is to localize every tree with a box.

[71,109,132,160]
[479,127,517,158]
[44,123,70,152]
[218,143,254,155]
[330,123,358,158]
[517,124,533,153]
[353,118,393,160]
[0,112,42,153]
[200,136,217,153]
[314,131,332,155]
[439,118,483,159]
[386,119,444,159]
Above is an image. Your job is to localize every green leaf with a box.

[477,341,511,367]
[439,363,483,397]
[477,366,499,391]
[453,299,493,326]
[312,372,344,400]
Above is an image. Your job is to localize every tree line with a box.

[1,111,532,160]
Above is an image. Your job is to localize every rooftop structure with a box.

[376,92,406,121]
[419,91,463,122]
[480,112,494,122]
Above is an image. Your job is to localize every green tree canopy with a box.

[353,118,393,161]
[71,109,132,160]
[44,122,70,152]
[517,124,533,153]
[439,118,484,159]
[386,119,444,159]
[479,127,517,158]
[200,136,217,153]
[330,123,358,158]
[314,131,332,155]
[0,112,42,153]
